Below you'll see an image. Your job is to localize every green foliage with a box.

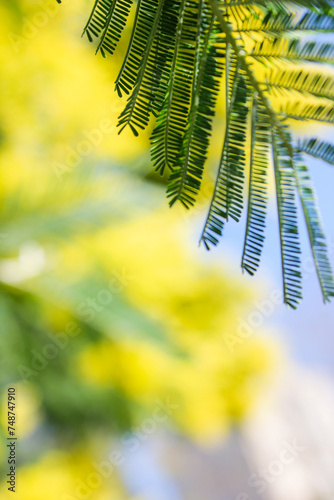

[241,95,271,276]
[267,70,334,100]
[82,0,133,56]
[65,0,334,306]
[167,10,223,207]
[200,65,249,247]
[294,153,334,301]
[272,127,302,308]
[297,138,334,165]
[150,0,198,174]
[252,39,334,64]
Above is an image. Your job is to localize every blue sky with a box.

[191,139,334,376]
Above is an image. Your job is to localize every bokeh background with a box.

[0,1,334,499]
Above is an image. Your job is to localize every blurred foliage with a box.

[0,1,279,499]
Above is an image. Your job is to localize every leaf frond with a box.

[84,0,134,57]
[200,67,249,248]
[228,0,334,16]
[297,138,334,165]
[271,127,302,308]
[117,0,179,135]
[241,95,271,275]
[267,69,334,101]
[281,101,334,123]
[167,9,223,208]
[294,152,334,301]
[237,9,334,33]
[79,0,334,305]
[114,0,146,97]
[252,38,334,64]
[150,0,201,174]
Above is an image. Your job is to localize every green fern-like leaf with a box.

[116,0,176,135]
[241,94,271,275]
[271,128,302,309]
[237,10,334,33]
[294,152,334,301]
[83,0,134,57]
[114,0,146,97]
[297,138,334,165]
[252,38,334,64]
[267,69,334,101]
[281,101,334,123]
[229,0,334,14]
[71,0,334,305]
[167,10,222,208]
[82,0,110,42]
[150,0,201,174]
[200,66,249,247]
